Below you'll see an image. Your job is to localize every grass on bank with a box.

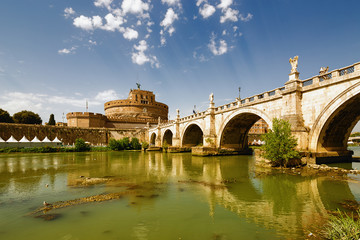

[324,210,360,239]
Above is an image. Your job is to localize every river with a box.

[1,148,360,239]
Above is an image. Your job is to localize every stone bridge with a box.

[148,59,360,162]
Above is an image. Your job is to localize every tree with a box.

[48,114,56,125]
[13,110,42,124]
[261,118,300,167]
[0,108,13,123]
[75,138,91,152]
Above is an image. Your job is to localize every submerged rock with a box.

[34,213,62,221]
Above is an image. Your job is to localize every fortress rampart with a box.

[0,123,146,145]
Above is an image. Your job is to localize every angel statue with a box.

[136,83,141,89]
[289,56,299,73]
[209,93,214,103]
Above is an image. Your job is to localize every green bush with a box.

[130,138,141,150]
[142,141,149,150]
[75,138,91,152]
[261,118,300,167]
[108,138,124,151]
[122,137,130,150]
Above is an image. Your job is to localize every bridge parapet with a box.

[179,111,206,122]
[301,62,360,90]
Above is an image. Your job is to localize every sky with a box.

[0,0,360,131]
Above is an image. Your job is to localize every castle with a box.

[67,87,168,129]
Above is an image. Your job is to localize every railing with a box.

[319,73,332,82]
[302,79,313,87]
[340,66,354,76]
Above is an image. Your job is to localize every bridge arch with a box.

[150,132,156,145]
[182,122,204,147]
[163,129,173,146]
[309,82,360,152]
[217,108,272,150]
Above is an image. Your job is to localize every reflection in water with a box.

[0,152,359,239]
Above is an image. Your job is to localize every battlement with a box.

[66,112,106,118]
[104,99,168,110]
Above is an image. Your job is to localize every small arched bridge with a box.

[148,60,360,162]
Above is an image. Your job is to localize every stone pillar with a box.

[203,93,217,147]
[172,109,181,147]
[155,117,162,147]
[282,70,309,150]
[354,63,360,72]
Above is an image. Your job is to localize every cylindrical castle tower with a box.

[104,89,168,120]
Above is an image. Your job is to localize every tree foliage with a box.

[261,118,300,167]
[108,137,142,151]
[48,114,56,125]
[130,137,141,150]
[108,138,124,151]
[0,108,14,123]
[75,138,91,152]
[13,110,42,124]
[141,141,149,150]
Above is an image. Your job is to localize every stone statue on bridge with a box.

[289,56,299,73]
[209,93,214,103]
[319,66,329,75]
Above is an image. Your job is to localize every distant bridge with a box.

[149,59,360,162]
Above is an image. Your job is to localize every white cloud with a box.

[95,89,118,102]
[73,15,94,31]
[64,7,75,19]
[101,13,124,31]
[89,40,97,45]
[73,15,104,31]
[94,0,113,10]
[92,16,103,28]
[161,0,181,8]
[240,13,253,22]
[58,47,76,55]
[199,4,216,19]
[208,35,227,55]
[217,0,233,10]
[132,40,160,68]
[220,8,238,23]
[196,0,207,7]
[222,30,227,35]
[123,27,139,40]
[160,8,178,29]
[121,0,150,16]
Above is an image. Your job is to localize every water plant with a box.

[325,210,360,239]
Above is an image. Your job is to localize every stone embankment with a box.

[307,164,360,174]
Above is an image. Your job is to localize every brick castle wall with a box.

[0,123,146,145]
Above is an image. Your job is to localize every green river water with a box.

[0,147,360,240]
